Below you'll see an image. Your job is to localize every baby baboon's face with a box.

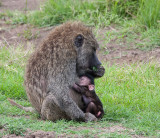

[79,76,91,86]
[79,76,95,91]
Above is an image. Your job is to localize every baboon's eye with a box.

[74,34,84,47]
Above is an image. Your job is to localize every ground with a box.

[0,0,44,12]
[1,1,160,66]
[0,0,159,138]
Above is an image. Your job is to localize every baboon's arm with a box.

[8,98,35,112]
[61,94,97,122]
[55,88,86,121]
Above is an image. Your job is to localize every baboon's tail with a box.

[8,98,35,112]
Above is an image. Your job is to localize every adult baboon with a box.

[24,21,105,122]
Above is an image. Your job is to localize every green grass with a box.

[0,46,160,137]
[0,45,32,99]
[1,115,126,137]
[137,0,160,29]
[96,63,160,134]
[1,0,159,28]
[107,0,140,18]
[3,0,113,27]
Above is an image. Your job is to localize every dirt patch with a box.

[1,125,146,138]
[0,20,53,48]
[98,43,160,66]
[96,27,160,66]
[2,130,56,138]
[0,0,45,12]
[1,18,160,66]
[70,124,127,132]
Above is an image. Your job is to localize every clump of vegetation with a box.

[137,0,160,29]
[7,0,159,29]
[107,0,140,18]
[25,0,112,27]
[5,125,26,136]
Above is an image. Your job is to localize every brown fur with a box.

[24,21,105,122]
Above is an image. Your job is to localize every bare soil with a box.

[0,0,45,12]
[3,130,56,138]
[1,17,160,66]
[0,0,157,137]
[96,28,160,66]
[1,18,160,66]
[0,20,53,48]
[1,126,146,138]
[99,43,160,66]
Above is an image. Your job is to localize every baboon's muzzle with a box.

[87,65,105,78]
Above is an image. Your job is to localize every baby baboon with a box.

[72,75,104,119]
[24,21,105,122]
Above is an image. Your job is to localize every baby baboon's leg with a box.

[86,102,97,114]
[82,95,91,105]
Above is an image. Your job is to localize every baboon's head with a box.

[71,22,105,78]
[51,21,105,78]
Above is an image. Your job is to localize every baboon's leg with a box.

[41,92,97,122]
[41,95,69,121]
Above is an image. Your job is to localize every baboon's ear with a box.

[74,34,84,47]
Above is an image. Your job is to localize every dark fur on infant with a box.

[72,75,104,119]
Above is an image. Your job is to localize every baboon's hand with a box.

[85,113,97,122]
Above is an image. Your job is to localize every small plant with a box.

[107,0,140,18]
[5,125,26,136]
[17,28,39,40]
[24,29,32,40]
[23,29,32,40]
[11,11,28,25]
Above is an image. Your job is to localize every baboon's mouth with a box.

[78,65,105,78]
[86,65,105,78]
